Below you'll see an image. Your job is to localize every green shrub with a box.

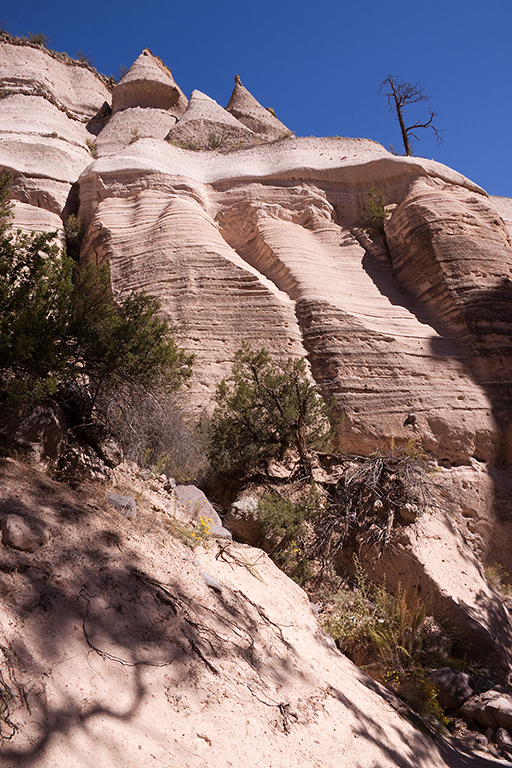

[205,344,333,478]
[361,186,388,234]
[0,174,194,419]
[207,131,226,150]
[85,138,97,157]
[321,561,431,670]
[166,138,201,151]
[255,483,321,582]
[28,32,49,47]
[485,562,512,597]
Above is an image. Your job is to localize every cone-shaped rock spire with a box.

[166,90,257,149]
[225,76,291,140]
[112,48,187,117]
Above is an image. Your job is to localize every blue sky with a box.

[4,0,511,197]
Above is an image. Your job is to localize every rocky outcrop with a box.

[166,89,257,149]
[3,39,512,689]
[225,75,291,140]
[0,38,111,232]
[111,48,187,116]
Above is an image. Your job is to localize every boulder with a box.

[56,443,110,482]
[0,39,111,121]
[461,690,512,731]
[0,514,49,552]
[96,106,179,156]
[428,667,475,709]
[171,485,221,526]
[106,493,137,520]
[223,496,260,544]
[209,525,233,541]
[0,400,67,461]
[497,727,512,756]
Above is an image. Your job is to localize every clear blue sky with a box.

[3,0,511,197]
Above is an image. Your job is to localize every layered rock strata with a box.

[2,40,512,670]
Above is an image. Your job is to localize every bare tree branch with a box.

[379,75,444,156]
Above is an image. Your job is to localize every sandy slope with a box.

[0,457,504,768]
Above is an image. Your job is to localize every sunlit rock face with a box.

[3,38,512,671]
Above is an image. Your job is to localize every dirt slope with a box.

[0,457,503,768]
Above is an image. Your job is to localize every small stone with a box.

[400,503,418,523]
[209,525,232,541]
[159,473,167,483]
[107,493,137,519]
[0,514,49,553]
[172,486,221,525]
[201,571,222,593]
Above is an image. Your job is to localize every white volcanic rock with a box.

[80,176,307,404]
[385,177,512,458]
[82,134,486,191]
[225,75,292,140]
[4,37,512,692]
[166,89,257,149]
[0,41,109,227]
[112,48,187,116]
[0,39,111,121]
[95,106,179,156]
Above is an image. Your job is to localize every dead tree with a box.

[379,75,443,156]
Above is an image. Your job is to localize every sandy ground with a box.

[0,457,506,768]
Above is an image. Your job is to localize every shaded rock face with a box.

[3,40,512,670]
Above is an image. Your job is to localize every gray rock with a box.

[172,485,221,525]
[97,437,123,468]
[428,667,475,709]
[1,514,49,553]
[201,571,222,593]
[209,525,232,541]
[107,493,137,519]
[231,497,258,516]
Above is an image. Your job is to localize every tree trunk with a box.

[394,94,412,156]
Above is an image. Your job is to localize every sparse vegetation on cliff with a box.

[362,186,388,234]
[0,174,194,421]
[204,344,333,478]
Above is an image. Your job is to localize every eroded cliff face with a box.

[2,37,512,712]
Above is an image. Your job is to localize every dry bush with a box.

[103,387,206,482]
[312,444,438,563]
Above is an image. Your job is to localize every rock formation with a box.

[2,36,512,765]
